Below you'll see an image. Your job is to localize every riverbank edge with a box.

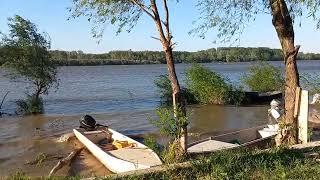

[82,140,320,180]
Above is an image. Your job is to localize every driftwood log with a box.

[48,147,84,177]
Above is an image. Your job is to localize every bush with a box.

[16,94,44,115]
[185,64,232,104]
[143,135,162,155]
[150,107,189,140]
[154,75,197,105]
[149,107,189,164]
[241,62,284,92]
[154,75,172,105]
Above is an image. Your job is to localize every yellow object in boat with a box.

[112,140,136,149]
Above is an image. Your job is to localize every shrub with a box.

[150,107,189,140]
[241,62,284,92]
[154,75,197,105]
[185,64,232,104]
[143,135,162,155]
[154,75,172,105]
[149,107,189,164]
[16,94,44,115]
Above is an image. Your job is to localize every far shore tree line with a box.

[51,48,320,65]
[2,47,320,66]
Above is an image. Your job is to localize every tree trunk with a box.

[150,0,188,152]
[270,0,300,145]
[163,45,188,152]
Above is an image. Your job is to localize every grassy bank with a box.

[106,147,320,180]
[7,146,320,180]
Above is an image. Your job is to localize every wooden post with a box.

[298,90,309,144]
[294,87,301,118]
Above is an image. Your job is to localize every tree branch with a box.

[150,0,167,45]
[163,0,171,42]
[48,148,83,176]
[129,0,156,21]
[151,36,161,41]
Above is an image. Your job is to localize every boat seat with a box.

[108,148,162,167]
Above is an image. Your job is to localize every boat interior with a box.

[187,124,276,154]
[76,127,162,167]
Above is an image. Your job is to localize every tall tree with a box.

[69,0,188,151]
[1,15,58,114]
[194,0,320,145]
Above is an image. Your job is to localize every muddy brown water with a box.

[0,61,319,176]
[0,105,271,177]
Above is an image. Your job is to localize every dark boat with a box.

[242,91,282,105]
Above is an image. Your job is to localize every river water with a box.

[0,60,319,176]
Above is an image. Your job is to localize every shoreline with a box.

[52,59,320,66]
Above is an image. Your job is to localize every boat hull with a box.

[73,128,162,173]
[187,124,277,154]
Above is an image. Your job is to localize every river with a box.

[0,60,319,176]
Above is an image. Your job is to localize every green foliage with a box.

[185,64,231,104]
[33,153,48,167]
[149,107,189,164]
[241,62,284,92]
[154,75,172,105]
[143,135,185,164]
[226,87,246,106]
[160,140,186,164]
[154,75,197,105]
[1,15,58,109]
[68,0,143,38]
[143,135,162,155]
[150,107,189,140]
[8,170,30,180]
[16,94,44,115]
[32,48,319,66]
[193,0,320,43]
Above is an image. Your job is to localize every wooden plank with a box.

[298,90,309,144]
[294,87,301,118]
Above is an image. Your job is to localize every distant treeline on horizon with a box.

[2,47,320,66]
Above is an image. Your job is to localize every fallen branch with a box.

[0,91,9,116]
[48,147,84,177]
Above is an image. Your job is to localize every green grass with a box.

[6,147,320,180]
[105,147,320,180]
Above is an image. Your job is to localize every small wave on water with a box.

[0,61,319,176]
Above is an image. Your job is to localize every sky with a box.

[0,0,320,53]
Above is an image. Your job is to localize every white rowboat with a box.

[73,127,162,173]
[187,124,278,154]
